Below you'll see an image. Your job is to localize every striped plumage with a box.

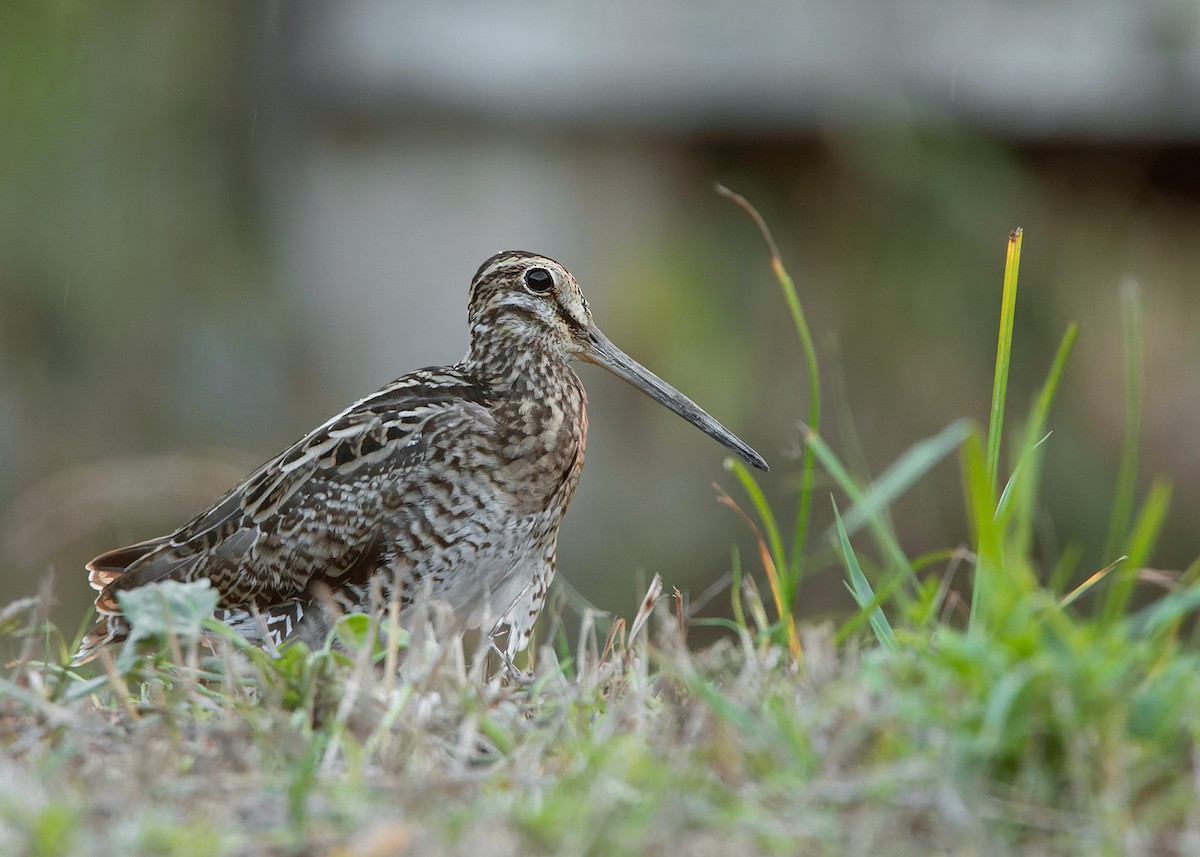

[74,251,767,666]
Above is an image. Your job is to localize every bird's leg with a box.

[488,628,534,685]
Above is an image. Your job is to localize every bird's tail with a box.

[71,613,130,666]
[72,537,166,665]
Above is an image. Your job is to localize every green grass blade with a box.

[1104,280,1144,563]
[979,665,1036,754]
[832,499,896,650]
[729,546,746,633]
[986,228,1023,498]
[962,429,998,631]
[995,431,1051,522]
[805,426,915,586]
[726,460,788,586]
[803,426,858,501]
[1000,322,1078,520]
[1026,323,1078,448]
[1102,479,1172,625]
[1058,555,1125,609]
[1002,322,1078,547]
[1124,479,1172,576]
[835,566,910,645]
[1048,543,1084,596]
[838,418,972,537]
[828,344,873,492]
[717,184,820,583]
[1129,581,1200,639]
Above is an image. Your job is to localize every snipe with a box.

[74,251,767,665]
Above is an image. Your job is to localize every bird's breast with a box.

[493,370,588,516]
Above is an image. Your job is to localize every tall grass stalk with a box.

[717,185,820,605]
[969,228,1024,631]
[986,227,1023,499]
[1103,280,1145,564]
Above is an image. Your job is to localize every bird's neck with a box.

[461,342,589,513]
[463,339,579,399]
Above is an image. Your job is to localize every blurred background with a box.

[2,1,1198,643]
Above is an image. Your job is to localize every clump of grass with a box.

[719,197,1200,849]
[2,204,1198,855]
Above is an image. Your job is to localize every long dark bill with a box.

[581,327,769,471]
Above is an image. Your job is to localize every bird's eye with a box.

[523,267,554,294]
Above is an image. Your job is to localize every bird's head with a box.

[466,250,768,471]
[467,251,594,359]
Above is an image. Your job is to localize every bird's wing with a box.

[90,369,495,613]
